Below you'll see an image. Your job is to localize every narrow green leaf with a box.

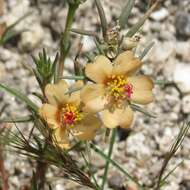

[90,143,145,189]
[119,0,136,29]
[71,28,98,38]
[160,161,183,187]
[155,80,173,86]
[0,116,32,123]
[65,87,83,95]
[130,104,156,118]
[94,0,108,40]
[0,83,38,112]
[4,12,32,33]
[60,75,86,80]
[126,1,158,37]
[1,12,32,44]
[94,38,105,55]
[1,30,27,45]
[101,129,116,190]
[81,150,101,190]
[139,41,155,60]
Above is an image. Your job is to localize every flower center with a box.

[105,75,133,100]
[61,104,82,127]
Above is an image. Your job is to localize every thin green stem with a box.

[90,143,145,190]
[101,128,116,190]
[81,151,101,190]
[64,87,83,95]
[56,4,79,82]
[94,0,108,41]
[60,75,86,80]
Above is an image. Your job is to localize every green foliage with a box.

[0,12,31,45]
[126,2,158,37]
[139,41,155,60]
[119,0,136,29]
[0,115,33,123]
[67,0,86,6]
[155,122,190,190]
[90,143,145,189]
[32,49,58,88]
[0,126,96,189]
[130,104,156,118]
[0,83,38,112]
[94,0,108,41]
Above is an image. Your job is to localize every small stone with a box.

[175,41,190,62]
[175,12,190,39]
[19,24,44,51]
[0,48,12,61]
[156,127,179,153]
[150,8,169,21]
[182,95,190,113]
[55,184,65,190]
[127,133,152,159]
[173,63,190,94]
[0,62,6,79]
[149,41,175,63]
[108,171,124,190]
[81,36,96,52]
[180,180,190,190]
[64,58,74,71]
[6,60,18,70]
[126,181,138,190]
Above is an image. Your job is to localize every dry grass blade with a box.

[0,126,96,189]
[155,122,190,190]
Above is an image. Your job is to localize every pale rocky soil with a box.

[0,0,190,189]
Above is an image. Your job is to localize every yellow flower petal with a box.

[101,107,134,129]
[45,80,69,106]
[85,55,112,83]
[130,90,154,105]
[114,51,134,64]
[128,75,154,90]
[71,115,101,140]
[113,51,142,76]
[68,81,83,106]
[81,84,107,113]
[53,127,70,149]
[39,104,59,129]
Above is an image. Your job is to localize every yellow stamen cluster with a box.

[105,75,128,99]
[61,104,82,127]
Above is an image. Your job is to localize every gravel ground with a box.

[0,0,190,189]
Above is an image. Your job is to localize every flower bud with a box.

[122,36,140,50]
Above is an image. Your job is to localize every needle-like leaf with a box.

[119,0,136,29]
[0,84,38,112]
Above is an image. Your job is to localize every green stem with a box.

[101,128,116,190]
[81,152,101,190]
[60,75,86,80]
[56,3,79,82]
[90,143,145,190]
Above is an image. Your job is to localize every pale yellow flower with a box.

[81,51,154,129]
[39,80,101,149]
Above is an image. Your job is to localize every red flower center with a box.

[61,104,82,127]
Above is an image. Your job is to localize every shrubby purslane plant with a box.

[39,80,101,149]
[0,0,189,190]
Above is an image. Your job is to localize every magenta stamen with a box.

[124,84,133,98]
